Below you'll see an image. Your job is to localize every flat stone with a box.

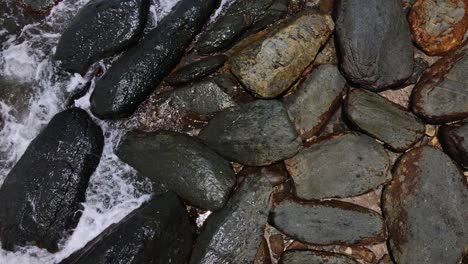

[383,146,468,263]
[270,198,387,245]
[409,0,467,55]
[336,0,414,91]
[116,131,236,211]
[439,122,468,169]
[230,11,334,98]
[190,174,272,264]
[198,100,302,166]
[0,108,104,252]
[285,132,391,199]
[283,64,346,140]
[344,89,425,152]
[280,250,359,264]
[165,55,228,86]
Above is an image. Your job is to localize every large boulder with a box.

[0,108,104,252]
[60,192,194,264]
[90,0,218,119]
[335,0,414,91]
[54,0,150,75]
[439,122,468,169]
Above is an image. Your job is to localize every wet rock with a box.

[279,250,359,264]
[0,0,34,43]
[439,122,468,169]
[165,55,228,86]
[54,0,150,75]
[383,146,468,264]
[335,0,414,91]
[210,73,256,104]
[198,100,302,166]
[344,89,425,152]
[190,174,272,264]
[116,131,236,211]
[0,108,104,252]
[20,0,56,12]
[283,64,346,140]
[230,11,334,98]
[285,132,391,200]
[60,192,194,264]
[411,47,468,123]
[409,0,467,55]
[90,0,218,119]
[270,198,387,245]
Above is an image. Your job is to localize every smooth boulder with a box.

[0,108,104,252]
[439,122,468,169]
[165,55,228,86]
[280,250,359,264]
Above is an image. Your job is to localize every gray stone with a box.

[165,55,228,86]
[280,250,359,264]
[439,122,468,170]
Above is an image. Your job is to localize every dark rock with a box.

[279,250,359,264]
[59,192,194,264]
[285,132,391,199]
[383,146,468,263]
[19,0,56,12]
[0,0,34,43]
[0,108,104,252]
[198,100,302,166]
[165,55,228,86]
[190,174,272,264]
[403,57,430,85]
[439,122,468,170]
[54,0,150,75]
[283,64,346,140]
[116,131,236,211]
[335,0,414,91]
[270,198,387,245]
[210,73,256,104]
[344,89,425,152]
[230,11,334,98]
[90,0,218,119]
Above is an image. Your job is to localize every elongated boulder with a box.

[190,174,272,264]
[344,89,425,152]
[336,0,414,91]
[165,55,228,86]
[0,108,104,252]
[90,0,218,119]
[60,192,194,264]
[439,122,468,169]
[411,47,468,123]
[270,198,387,245]
[54,0,150,75]
[383,146,468,263]
[116,131,236,211]
[280,250,359,264]
[230,11,334,98]
[285,132,391,200]
[283,64,346,140]
[198,100,302,166]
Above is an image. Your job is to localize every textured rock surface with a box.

[409,0,467,55]
[190,174,272,264]
[198,100,302,166]
[165,55,228,86]
[0,108,104,252]
[60,192,194,264]
[230,11,334,98]
[285,132,391,199]
[0,0,34,43]
[116,131,236,211]
[20,0,56,11]
[55,0,149,74]
[283,64,346,140]
[439,122,468,169]
[336,0,414,90]
[344,89,425,152]
[280,250,359,264]
[383,146,468,264]
[270,198,387,245]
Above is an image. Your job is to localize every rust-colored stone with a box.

[254,238,272,264]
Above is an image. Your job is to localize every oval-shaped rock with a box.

[283,64,346,140]
[280,250,359,264]
[59,192,194,264]
[0,108,104,252]
[336,0,414,91]
[270,198,387,245]
[198,100,303,166]
[54,0,150,75]
[383,146,468,263]
[116,131,236,211]
[285,132,391,200]
[344,89,425,152]
[190,174,272,264]
[230,11,334,98]
[439,122,468,169]
[165,55,228,86]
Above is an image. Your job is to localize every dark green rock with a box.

[190,174,272,264]
[198,100,302,166]
[285,132,391,199]
[344,89,425,152]
[383,146,468,264]
[165,55,228,86]
[439,122,468,170]
[116,131,236,211]
[279,250,359,264]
